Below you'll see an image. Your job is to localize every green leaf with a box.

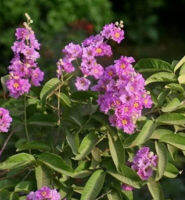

[37,152,74,176]
[165,83,184,93]
[147,178,165,200]
[75,132,97,160]
[161,98,181,112]
[40,78,61,103]
[72,170,92,178]
[123,120,155,148]
[178,73,185,84]
[80,169,105,200]
[35,165,51,189]
[159,133,185,151]
[156,113,185,125]
[107,190,122,200]
[14,181,32,193]
[121,190,133,200]
[179,63,185,75]
[108,131,125,171]
[134,58,173,73]
[146,72,176,85]
[0,180,17,190]
[0,153,35,170]
[66,130,79,155]
[150,129,173,140]
[59,93,71,107]
[107,167,142,189]
[164,162,179,178]
[16,141,51,152]
[174,55,185,73]
[155,141,168,181]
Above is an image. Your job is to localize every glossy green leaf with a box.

[150,129,173,140]
[35,165,51,189]
[16,141,51,152]
[178,73,185,84]
[134,58,173,73]
[107,190,122,200]
[37,152,74,176]
[80,169,105,200]
[40,78,61,102]
[156,113,185,125]
[123,120,155,148]
[75,132,97,160]
[174,55,185,73]
[161,98,181,112]
[108,131,125,171]
[59,93,71,107]
[159,133,185,151]
[147,178,165,200]
[155,141,168,181]
[0,153,35,170]
[164,163,179,178]
[107,167,142,189]
[146,72,176,85]
[66,130,79,155]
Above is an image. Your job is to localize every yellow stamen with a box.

[144,99,148,104]
[108,71,113,76]
[41,191,46,197]
[96,48,102,54]
[124,107,128,112]
[134,102,139,108]
[120,64,125,69]
[115,32,120,38]
[122,119,127,125]
[13,83,19,89]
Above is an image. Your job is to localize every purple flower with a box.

[63,42,82,60]
[6,26,44,98]
[122,183,134,191]
[26,186,61,200]
[0,108,12,133]
[6,77,31,98]
[31,68,44,86]
[75,77,90,91]
[131,147,158,180]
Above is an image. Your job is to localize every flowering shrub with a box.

[0,14,185,200]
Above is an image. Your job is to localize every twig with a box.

[0,130,14,159]
[96,190,112,200]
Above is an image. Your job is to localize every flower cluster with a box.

[57,22,152,134]
[92,56,153,134]
[0,108,12,133]
[26,186,62,200]
[6,26,44,98]
[57,22,124,91]
[121,147,158,191]
[131,147,158,180]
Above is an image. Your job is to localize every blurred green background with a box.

[0,1,185,199]
[0,0,185,78]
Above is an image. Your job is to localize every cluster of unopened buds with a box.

[26,186,64,200]
[57,21,152,134]
[122,147,158,191]
[6,14,44,98]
